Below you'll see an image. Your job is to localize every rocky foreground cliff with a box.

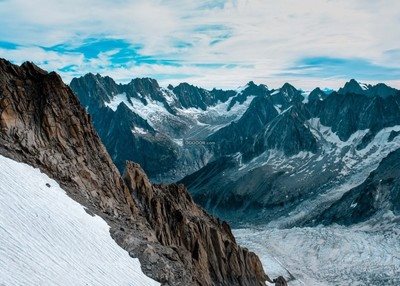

[0,58,278,285]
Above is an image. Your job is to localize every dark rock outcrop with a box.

[313,91,400,141]
[338,79,399,98]
[308,87,328,102]
[253,105,318,157]
[172,83,235,110]
[209,95,279,157]
[70,73,174,112]
[270,83,304,108]
[70,73,184,179]
[227,81,269,110]
[273,276,288,286]
[91,102,179,176]
[314,148,400,226]
[0,58,271,285]
[338,79,366,95]
[124,162,269,286]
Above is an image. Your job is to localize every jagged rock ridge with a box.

[0,58,271,286]
[180,80,400,226]
[70,74,249,182]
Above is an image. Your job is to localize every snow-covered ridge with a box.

[358,81,369,90]
[0,155,159,286]
[104,90,255,137]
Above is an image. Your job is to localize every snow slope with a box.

[0,155,159,286]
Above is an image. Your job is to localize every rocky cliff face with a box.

[0,60,134,217]
[70,73,184,178]
[0,58,271,286]
[209,94,279,157]
[253,105,317,157]
[270,82,304,108]
[338,79,398,98]
[181,81,400,226]
[172,82,235,110]
[124,162,268,285]
[316,89,400,141]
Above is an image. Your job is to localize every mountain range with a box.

[70,73,400,228]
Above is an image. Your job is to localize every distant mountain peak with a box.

[338,79,398,98]
[281,82,297,91]
[308,87,328,102]
[338,79,365,95]
[175,82,198,89]
[129,77,160,89]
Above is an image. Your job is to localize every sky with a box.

[0,0,399,90]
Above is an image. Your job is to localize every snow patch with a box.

[274,104,283,114]
[104,92,128,111]
[271,89,280,96]
[358,81,369,91]
[235,83,250,93]
[301,90,311,104]
[172,138,184,147]
[132,126,148,135]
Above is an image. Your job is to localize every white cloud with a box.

[0,0,399,90]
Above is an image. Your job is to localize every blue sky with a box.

[0,0,399,90]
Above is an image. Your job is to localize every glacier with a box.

[234,219,400,285]
[0,155,159,286]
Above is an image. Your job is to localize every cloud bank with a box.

[0,0,399,90]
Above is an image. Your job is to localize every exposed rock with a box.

[338,79,399,98]
[273,276,288,286]
[0,59,135,217]
[308,87,328,102]
[255,105,318,157]
[124,162,269,286]
[0,58,271,285]
[338,79,365,95]
[172,83,235,110]
[388,130,400,142]
[313,91,400,141]
[227,81,269,110]
[270,82,304,107]
[91,102,180,176]
[209,95,279,157]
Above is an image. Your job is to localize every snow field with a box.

[0,155,159,286]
